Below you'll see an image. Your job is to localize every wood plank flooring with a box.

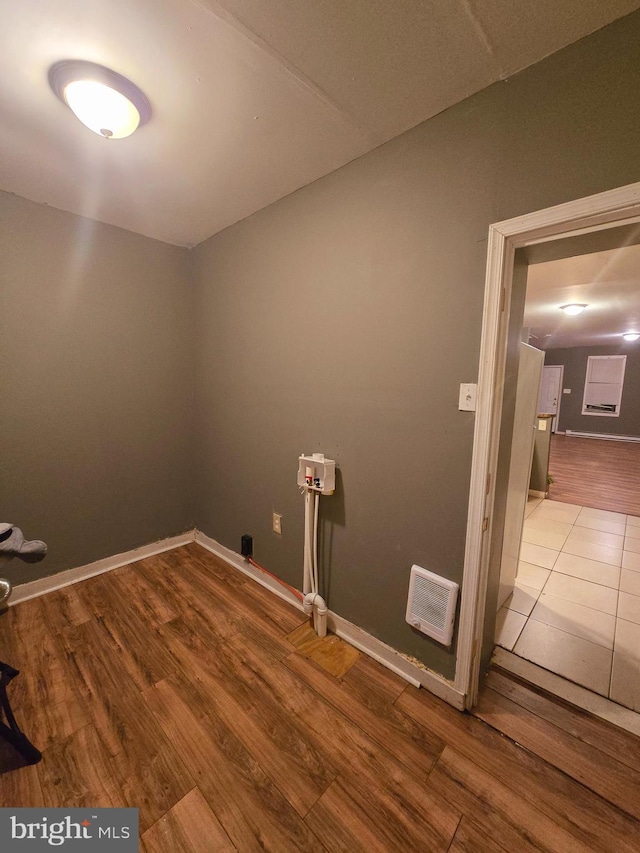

[548,434,640,515]
[1,542,639,851]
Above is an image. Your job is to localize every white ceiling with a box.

[525,243,640,350]
[1,0,639,246]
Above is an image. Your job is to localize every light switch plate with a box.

[459,383,477,411]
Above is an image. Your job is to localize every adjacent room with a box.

[495,238,640,716]
[2,2,640,851]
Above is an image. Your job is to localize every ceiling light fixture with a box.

[623,332,640,341]
[560,303,588,316]
[49,60,151,139]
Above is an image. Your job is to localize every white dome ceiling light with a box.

[622,332,640,341]
[49,60,151,139]
[560,303,588,316]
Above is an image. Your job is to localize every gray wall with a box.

[1,192,195,585]
[192,13,640,680]
[545,345,640,435]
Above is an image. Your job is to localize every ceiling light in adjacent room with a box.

[49,60,151,139]
[560,303,587,316]
[623,332,640,341]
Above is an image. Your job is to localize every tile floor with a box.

[496,497,640,712]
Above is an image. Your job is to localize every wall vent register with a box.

[406,565,459,646]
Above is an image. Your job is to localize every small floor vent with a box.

[406,565,458,646]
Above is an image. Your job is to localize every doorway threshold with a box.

[492,646,640,738]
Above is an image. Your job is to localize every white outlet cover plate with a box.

[458,383,477,412]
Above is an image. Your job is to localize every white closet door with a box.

[537,365,563,431]
[497,343,544,611]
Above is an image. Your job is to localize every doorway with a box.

[494,239,640,716]
[454,181,640,720]
[537,365,563,431]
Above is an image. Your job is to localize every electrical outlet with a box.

[272,513,282,535]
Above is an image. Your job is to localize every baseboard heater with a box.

[565,430,640,443]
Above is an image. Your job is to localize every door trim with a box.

[454,181,640,708]
[553,364,564,432]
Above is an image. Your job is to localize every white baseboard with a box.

[492,647,640,737]
[565,430,640,443]
[194,532,465,709]
[194,531,304,612]
[328,610,464,707]
[7,527,466,711]
[9,530,196,605]
[528,489,547,499]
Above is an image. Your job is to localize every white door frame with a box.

[454,181,640,708]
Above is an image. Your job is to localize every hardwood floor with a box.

[1,542,639,851]
[548,434,640,515]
